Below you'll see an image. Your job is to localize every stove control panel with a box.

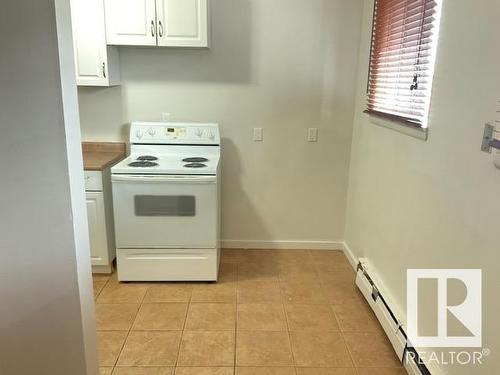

[130,122,220,145]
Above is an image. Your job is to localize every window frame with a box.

[364,0,442,138]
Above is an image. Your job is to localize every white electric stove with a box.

[111,122,221,282]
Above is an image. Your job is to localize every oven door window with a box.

[134,195,196,217]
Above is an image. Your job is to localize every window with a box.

[135,195,196,217]
[366,0,441,129]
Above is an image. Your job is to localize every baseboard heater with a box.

[355,258,431,375]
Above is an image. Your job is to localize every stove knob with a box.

[195,129,203,138]
[148,128,156,136]
[135,129,143,139]
[208,131,215,140]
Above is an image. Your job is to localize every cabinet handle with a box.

[102,62,106,78]
[151,20,155,37]
[158,20,163,38]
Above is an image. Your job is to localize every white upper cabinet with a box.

[156,0,209,47]
[70,0,120,86]
[104,0,209,47]
[105,0,157,46]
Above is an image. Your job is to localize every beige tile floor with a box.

[93,249,406,375]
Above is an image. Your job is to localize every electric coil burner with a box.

[137,155,159,161]
[128,161,159,167]
[111,122,221,282]
[184,163,207,168]
[182,157,209,163]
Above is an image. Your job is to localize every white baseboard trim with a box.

[221,240,344,250]
[341,241,359,270]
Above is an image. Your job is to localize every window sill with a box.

[367,113,428,141]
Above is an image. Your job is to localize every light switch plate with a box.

[481,124,494,152]
[253,128,263,142]
[308,128,318,142]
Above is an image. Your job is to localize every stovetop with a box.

[111,122,221,176]
[111,149,220,175]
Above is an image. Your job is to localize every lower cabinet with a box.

[85,170,116,273]
[86,192,107,265]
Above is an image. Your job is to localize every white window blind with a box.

[366,0,441,128]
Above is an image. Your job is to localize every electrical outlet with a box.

[161,113,171,122]
[308,128,318,142]
[253,128,263,142]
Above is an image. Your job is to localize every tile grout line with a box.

[174,283,193,372]
[283,302,298,375]
[233,261,239,374]
[94,274,111,301]
[282,254,299,375]
[93,275,111,373]
[112,280,147,372]
[95,274,126,373]
[344,335,360,375]
[320,256,358,373]
[307,253,343,371]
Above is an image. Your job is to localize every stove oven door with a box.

[111,174,218,249]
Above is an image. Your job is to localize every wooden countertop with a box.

[82,142,127,171]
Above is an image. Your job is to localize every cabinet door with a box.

[156,0,209,47]
[70,0,109,85]
[105,0,157,46]
[86,192,108,266]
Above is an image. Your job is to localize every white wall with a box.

[0,0,97,374]
[345,1,500,374]
[78,0,364,248]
